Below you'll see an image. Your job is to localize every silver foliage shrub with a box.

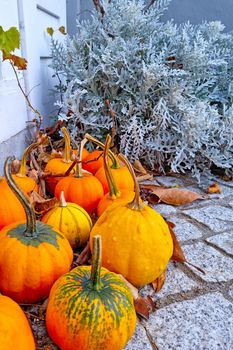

[51,0,233,180]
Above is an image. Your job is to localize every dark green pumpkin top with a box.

[7,221,64,248]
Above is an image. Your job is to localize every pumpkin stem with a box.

[61,127,72,163]
[104,135,121,199]
[75,138,87,178]
[90,235,102,291]
[17,142,39,177]
[84,133,119,169]
[118,153,143,210]
[59,191,67,207]
[4,157,37,236]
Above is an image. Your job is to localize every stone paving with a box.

[125,175,233,350]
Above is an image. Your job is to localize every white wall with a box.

[0,0,28,143]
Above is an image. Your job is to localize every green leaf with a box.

[59,26,66,35]
[46,27,54,37]
[0,26,20,54]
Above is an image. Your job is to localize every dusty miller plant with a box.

[51,0,233,180]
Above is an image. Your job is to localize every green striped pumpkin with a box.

[41,191,92,249]
[46,235,136,350]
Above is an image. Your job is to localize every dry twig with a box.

[10,61,43,132]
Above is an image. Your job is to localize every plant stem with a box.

[75,138,87,177]
[90,235,102,291]
[61,127,72,163]
[84,133,119,168]
[59,191,67,207]
[118,153,143,210]
[10,61,43,130]
[17,142,38,177]
[4,157,37,236]
[104,135,120,198]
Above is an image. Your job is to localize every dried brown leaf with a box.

[11,159,20,173]
[3,51,27,70]
[152,269,167,292]
[149,187,204,205]
[134,296,155,320]
[28,168,38,182]
[167,221,205,274]
[140,183,163,190]
[29,191,58,214]
[133,160,148,175]
[76,242,91,266]
[166,221,186,263]
[207,183,221,194]
[118,275,155,319]
[58,26,67,35]
[136,174,154,182]
[134,298,149,320]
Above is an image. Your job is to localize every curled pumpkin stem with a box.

[4,157,37,236]
[84,133,119,168]
[75,138,88,178]
[104,135,121,199]
[17,142,39,177]
[118,153,143,210]
[61,127,72,163]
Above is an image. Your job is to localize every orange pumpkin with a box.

[97,135,135,216]
[41,191,92,249]
[46,235,136,350]
[1,142,39,194]
[84,133,134,193]
[0,177,26,230]
[72,147,89,161]
[45,127,75,195]
[0,295,36,349]
[54,165,104,214]
[82,149,104,174]
[90,154,173,287]
[95,161,134,194]
[11,141,39,193]
[0,157,73,303]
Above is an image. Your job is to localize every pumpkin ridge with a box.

[59,207,64,232]
[46,237,136,350]
[67,205,93,229]
[66,207,80,231]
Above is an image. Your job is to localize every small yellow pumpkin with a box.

[41,191,92,249]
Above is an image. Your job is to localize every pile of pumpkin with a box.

[0,128,173,350]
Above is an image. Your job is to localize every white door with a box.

[20,0,67,123]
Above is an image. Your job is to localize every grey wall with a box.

[162,0,233,32]
[67,0,233,34]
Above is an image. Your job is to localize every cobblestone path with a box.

[126,175,233,350]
